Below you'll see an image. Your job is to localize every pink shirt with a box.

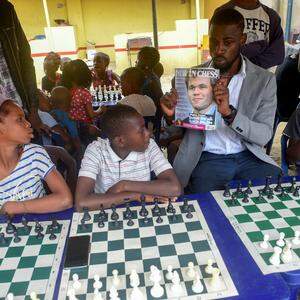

[69,87,92,123]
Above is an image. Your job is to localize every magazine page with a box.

[175,67,220,130]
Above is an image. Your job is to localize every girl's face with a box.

[93,57,108,74]
[0,102,33,144]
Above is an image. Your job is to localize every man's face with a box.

[209,24,245,72]
[0,102,33,144]
[187,76,213,112]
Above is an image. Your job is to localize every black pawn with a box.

[6,218,16,234]
[22,216,30,233]
[156,213,163,224]
[167,198,174,214]
[245,180,253,194]
[267,190,274,199]
[99,204,106,218]
[258,190,264,201]
[139,198,148,217]
[289,177,297,193]
[236,183,243,197]
[182,198,189,213]
[143,216,149,224]
[97,215,105,228]
[152,199,160,214]
[274,175,283,193]
[111,204,119,221]
[0,232,7,245]
[125,202,133,219]
[49,227,57,240]
[36,230,44,240]
[80,218,87,229]
[82,207,91,222]
[293,186,300,197]
[127,216,134,226]
[279,188,286,198]
[51,219,60,230]
[186,205,193,219]
[13,230,21,243]
[263,176,272,194]
[230,194,236,206]
[171,209,176,222]
[34,220,43,233]
[242,194,249,203]
[223,184,231,197]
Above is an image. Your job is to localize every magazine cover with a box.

[175,67,220,130]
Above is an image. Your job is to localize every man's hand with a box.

[160,88,178,118]
[213,77,231,117]
[28,110,52,135]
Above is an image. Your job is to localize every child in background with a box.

[41,52,61,94]
[0,96,72,215]
[153,62,164,79]
[75,105,182,210]
[92,52,120,88]
[60,57,72,73]
[119,67,156,117]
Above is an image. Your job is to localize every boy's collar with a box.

[106,140,138,162]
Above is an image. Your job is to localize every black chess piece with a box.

[99,204,106,218]
[156,212,163,224]
[0,232,7,245]
[171,209,176,222]
[262,176,272,194]
[34,220,43,233]
[167,198,174,214]
[51,219,60,230]
[258,190,264,202]
[127,216,134,226]
[236,182,243,197]
[267,189,274,199]
[143,215,149,224]
[125,202,133,219]
[293,186,300,197]
[289,177,297,193]
[6,218,16,234]
[186,205,193,219]
[97,215,105,228]
[80,218,88,229]
[274,175,283,193]
[152,199,160,214]
[49,227,57,240]
[139,198,148,217]
[13,229,21,243]
[242,194,249,203]
[111,204,119,221]
[223,184,231,197]
[82,207,91,222]
[279,188,286,198]
[182,198,189,213]
[21,216,30,233]
[36,229,44,240]
[245,180,253,194]
[230,194,237,205]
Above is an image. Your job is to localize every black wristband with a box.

[222,105,237,125]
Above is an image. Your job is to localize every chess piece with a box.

[171,270,183,295]
[292,231,300,245]
[156,211,163,224]
[112,269,120,287]
[171,209,176,222]
[245,180,253,194]
[127,216,134,226]
[0,232,7,245]
[166,265,173,281]
[72,273,81,290]
[130,269,140,287]
[279,188,286,198]
[187,261,196,279]
[82,207,91,222]
[269,246,282,266]
[150,266,164,298]
[93,274,103,289]
[267,189,274,199]
[152,199,160,214]
[281,241,293,264]
[289,177,297,193]
[99,204,106,218]
[210,268,221,288]
[67,288,78,300]
[36,230,44,240]
[93,288,103,300]
[51,219,60,230]
[21,216,30,232]
[167,198,174,214]
[260,234,270,249]
[139,198,148,217]
[13,229,21,243]
[143,215,149,224]
[293,186,300,197]
[258,190,264,202]
[236,182,243,197]
[192,272,204,294]
[111,204,119,221]
[274,174,283,193]
[276,232,285,247]
[205,259,214,274]
[34,220,43,233]
[223,184,231,197]
[6,218,16,234]
[49,227,57,240]
[6,293,14,300]
[109,286,120,300]
[186,205,193,219]
[125,202,133,219]
[98,216,105,228]
[263,175,272,194]
[230,194,237,205]
[242,194,249,203]
[30,292,40,300]
[182,198,189,213]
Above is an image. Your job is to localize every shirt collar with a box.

[106,139,139,163]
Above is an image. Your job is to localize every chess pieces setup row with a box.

[6,291,40,300]
[0,217,59,245]
[91,85,122,105]
[67,260,220,300]
[259,231,300,266]
[80,197,194,229]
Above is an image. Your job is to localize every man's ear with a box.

[240,32,247,46]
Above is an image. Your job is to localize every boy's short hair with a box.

[94,52,110,66]
[137,47,160,70]
[100,105,140,139]
[121,67,145,89]
[51,86,71,107]
[211,8,245,32]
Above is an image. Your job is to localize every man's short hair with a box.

[121,67,145,89]
[211,8,245,32]
[94,52,110,66]
[137,47,160,70]
[100,105,140,139]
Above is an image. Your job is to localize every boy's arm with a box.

[1,169,72,216]
[286,139,300,163]
[112,72,121,84]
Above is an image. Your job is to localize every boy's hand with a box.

[0,202,19,217]
[213,77,231,117]
[160,88,178,117]
[28,110,52,135]
[106,181,127,194]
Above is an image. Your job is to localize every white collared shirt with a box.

[79,138,172,193]
[203,58,247,154]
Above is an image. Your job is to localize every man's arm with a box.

[286,139,300,163]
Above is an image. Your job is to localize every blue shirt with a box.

[51,109,79,138]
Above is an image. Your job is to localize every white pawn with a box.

[205,259,214,274]
[210,268,221,288]
[192,272,204,294]
[187,261,196,279]
[109,286,120,300]
[269,246,282,266]
[67,289,78,300]
[112,269,120,287]
[171,270,183,295]
[93,288,103,300]
[30,292,39,300]
[130,286,144,300]
[276,232,285,247]
[260,234,270,249]
[150,266,164,298]
[166,265,173,281]
[6,293,14,300]
[130,269,140,287]
[72,273,81,290]
[293,231,300,245]
[281,241,293,263]
[93,274,102,290]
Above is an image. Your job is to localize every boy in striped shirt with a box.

[76,105,182,210]
[0,97,72,216]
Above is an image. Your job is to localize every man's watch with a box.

[222,105,237,125]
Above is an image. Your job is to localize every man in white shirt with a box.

[161,8,281,193]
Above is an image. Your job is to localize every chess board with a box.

[212,181,300,274]
[58,200,238,300]
[0,219,70,300]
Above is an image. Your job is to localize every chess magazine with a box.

[175,67,220,130]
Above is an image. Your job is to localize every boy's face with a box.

[120,74,130,96]
[51,88,71,110]
[121,115,150,152]
[0,102,33,144]
[94,57,108,74]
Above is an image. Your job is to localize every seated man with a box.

[160,8,281,193]
[75,105,182,210]
[119,67,156,117]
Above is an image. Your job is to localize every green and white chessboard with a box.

[58,200,238,300]
[0,219,70,300]
[212,182,300,274]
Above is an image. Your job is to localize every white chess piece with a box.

[192,272,204,294]
[72,273,81,290]
[93,274,103,290]
[93,288,103,300]
[171,270,183,295]
[6,293,14,300]
[186,261,196,279]
[205,259,214,274]
[166,265,173,281]
[112,269,120,287]
[210,268,221,288]
[67,288,78,300]
[281,241,293,263]
[109,286,120,300]
[30,292,40,300]
[150,266,164,298]
[269,246,282,266]
[276,232,285,247]
[130,286,144,300]
[130,269,140,287]
[260,234,270,249]
[292,231,300,245]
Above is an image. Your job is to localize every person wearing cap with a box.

[0,96,72,215]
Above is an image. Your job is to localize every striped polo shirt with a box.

[0,144,55,203]
[79,138,172,193]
